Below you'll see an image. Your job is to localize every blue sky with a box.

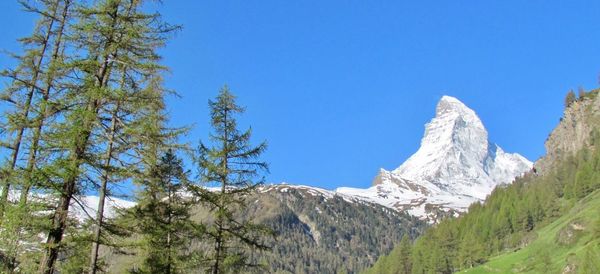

[1,1,600,190]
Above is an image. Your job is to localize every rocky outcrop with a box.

[535,91,600,174]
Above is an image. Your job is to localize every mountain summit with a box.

[337,96,532,221]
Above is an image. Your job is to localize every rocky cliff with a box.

[536,91,600,174]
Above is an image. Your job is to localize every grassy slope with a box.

[462,190,600,274]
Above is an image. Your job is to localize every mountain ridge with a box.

[337,95,532,221]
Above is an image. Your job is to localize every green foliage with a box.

[362,232,417,274]
[193,86,272,273]
[0,0,66,219]
[126,151,197,274]
[396,234,413,274]
[56,229,93,274]
[530,243,552,272]
[458,190,600,274]
[579,244,600,274]
[0,199,52,273]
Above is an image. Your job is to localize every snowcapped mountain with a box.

[336,96,532,221]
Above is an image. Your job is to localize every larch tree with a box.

[0,0,72,272]
[127,150,196,274]
[87,1,182,270]
[19,0,72,206]
[121,71,191,273]
[194,86,272,274]
[37,0,179,273]
[0,0,68,222]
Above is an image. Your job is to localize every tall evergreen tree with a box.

[0,0,66,222]
[457,233,484,269]
[19,0,72,206]
[127,150,196,274]
[195,86,272,274]
[0,0,71,271]
[88,69,128,274]
[37,0,179,272]
[85,1,182,272]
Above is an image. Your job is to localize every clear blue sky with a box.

[1,1,599,190]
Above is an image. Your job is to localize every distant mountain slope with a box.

[106,184,426,274]
[252,185,425,274]
[337,96,532,221]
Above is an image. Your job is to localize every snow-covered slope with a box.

[337,96,532,221]
[71,195,136,221]
[2,189,136,222]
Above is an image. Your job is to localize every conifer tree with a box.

[0,0,71,271]
[86,2,182,272]
[37,0,179,272]
[88,69,129,274]
[127,150,196,274]
[0,0,67,221]
[120,72,188,273]
[37,0,125,269]
[19,0,72,206]
[195,86,272,274]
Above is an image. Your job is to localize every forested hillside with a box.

[105,185,426,274]
[365,90,600,274]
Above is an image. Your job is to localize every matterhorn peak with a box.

[336,95,532,221]
[438,95,471,110]
[436,96,481,123]
[392,96,492,187]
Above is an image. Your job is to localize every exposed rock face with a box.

[337,96,532,221]
[536,92,600,174]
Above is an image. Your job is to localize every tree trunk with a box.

[39,100,101,274]
[89,102,119,274]
[212,110,229,274]
[39,1,123,272]
[167,178,172,274]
